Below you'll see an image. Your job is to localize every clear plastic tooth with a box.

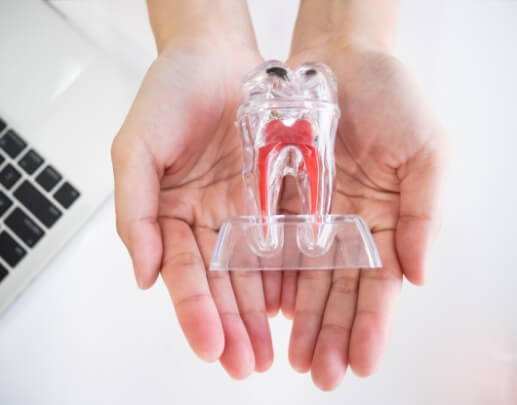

[210,61,382,271]
[238,61,341,250]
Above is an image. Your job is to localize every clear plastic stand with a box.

[209,60,382,271]
[211,215,381,271]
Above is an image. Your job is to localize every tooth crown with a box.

[240,60,338,104]
[237,60,341,219]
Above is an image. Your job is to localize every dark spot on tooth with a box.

[266,67,288,80]
[305,69,317,76]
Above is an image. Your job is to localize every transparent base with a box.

[209,215,382,271]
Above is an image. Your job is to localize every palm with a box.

[332,49,428,230]
[156,65,244,234]
[281,45,447,389]
[144,44,263,227]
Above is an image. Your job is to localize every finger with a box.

[195,227,256,379]
[280,225,300,319]
[396,137,448,285]
[230,269,274,372]
[288,269,332,373]
[221,224,273,372]
[260,256,283,317]
[280,271,298,319]
[310,268,359,391]
[159,218,224,362]
[262,271,282,317]
[112,133,162,289]
[348,231,402,377]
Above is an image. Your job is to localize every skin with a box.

[111,0,449,391]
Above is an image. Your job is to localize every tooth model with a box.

[210,61,381,271]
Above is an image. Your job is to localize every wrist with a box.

[147,0,257,54]
[291,0,399,56]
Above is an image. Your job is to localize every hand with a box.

[280,41,449,389]
[111,38,276,378]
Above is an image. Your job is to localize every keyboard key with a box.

[0,163,21,189]
[18,149,44,175]
[0,153,5,166]
[0,129,27,158]
[0,231,26,267]
[0,190,13,217]
[0,117,6,133]
[5,207,45,248]
[0,263,8,283]
[36,165,62,191]
[14,181,62,228]
[54,182,80,209]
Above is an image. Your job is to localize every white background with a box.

[1,1,516,404]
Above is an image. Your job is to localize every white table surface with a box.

[1,1,516,404]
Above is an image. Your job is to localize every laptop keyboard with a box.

[0,115,80,282]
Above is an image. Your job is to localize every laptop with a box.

[0,0,140,311]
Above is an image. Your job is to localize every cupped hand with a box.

[111,39,276,378]
[281,42,449,390]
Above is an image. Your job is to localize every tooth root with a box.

[258,144,283,217]
[299,145,319,215]
[318,155,334,217]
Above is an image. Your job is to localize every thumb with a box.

[396,133,449,285]
[111,131,163,289]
